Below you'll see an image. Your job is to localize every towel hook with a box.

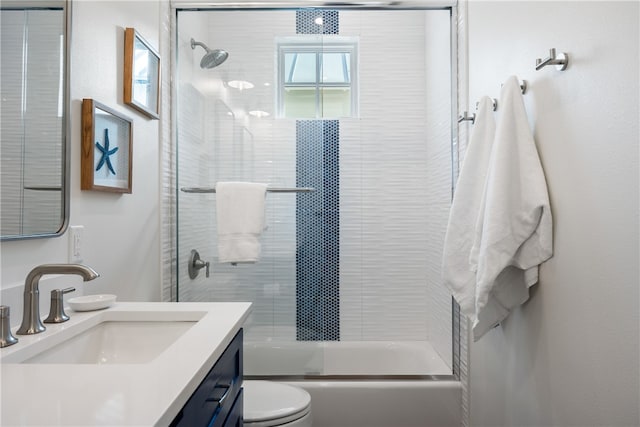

[475,98,498,112]
[519,80,527,94]
[459,98,497,124]
[535,48,569,71]
[500,79,527,95]
[457,111,476,124]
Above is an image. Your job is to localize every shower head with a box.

[190,38,228,69]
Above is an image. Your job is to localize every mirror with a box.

[0,1,69,240]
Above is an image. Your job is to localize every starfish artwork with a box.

[95,128,119,175]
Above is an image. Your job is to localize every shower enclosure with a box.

[172,3,459,379]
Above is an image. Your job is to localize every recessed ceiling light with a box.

[249,110,270,118]
[227,80,254,90]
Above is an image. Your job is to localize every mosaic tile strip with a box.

[296,10,339,35]
[295,9,340,342]
[296,120,340,341]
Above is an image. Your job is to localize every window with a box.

[277,37,358,119]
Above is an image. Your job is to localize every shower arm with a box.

[190,38,208,51]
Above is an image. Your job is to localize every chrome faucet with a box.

[16,264,100,335]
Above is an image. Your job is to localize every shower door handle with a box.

[189,249,210,279]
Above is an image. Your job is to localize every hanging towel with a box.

[215,182,268,264]
[442,96,497,319]
[470,75,553,340]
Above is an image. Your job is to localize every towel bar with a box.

[181,187,315,194]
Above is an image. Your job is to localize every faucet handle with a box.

[44,287,76,324]
[0,306,19,347]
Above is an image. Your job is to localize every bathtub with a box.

[244,340,462,427]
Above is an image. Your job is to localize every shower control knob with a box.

[189,249,210,279]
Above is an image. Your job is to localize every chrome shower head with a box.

[190,38,228,69]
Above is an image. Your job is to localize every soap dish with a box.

[68,294,116,312]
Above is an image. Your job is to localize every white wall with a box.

[0,1,164,325]
[466,2,639,426]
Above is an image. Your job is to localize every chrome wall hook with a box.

[457,111,476,124]
[475,98,498,112]
[500,80,527,95]
[535,48,569,71]
[519,80,528,94]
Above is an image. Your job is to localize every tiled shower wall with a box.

[174,9,453,367]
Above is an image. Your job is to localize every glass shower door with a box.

[176,9,326,376]
[175,6,455,377]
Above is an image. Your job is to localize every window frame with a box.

[276,36,359,119]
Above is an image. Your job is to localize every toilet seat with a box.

[243,380,311,426]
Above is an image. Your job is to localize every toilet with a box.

[243,380,312,427]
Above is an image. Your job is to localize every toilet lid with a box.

[243,381,311,424]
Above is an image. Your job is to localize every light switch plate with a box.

[68,225,84,263]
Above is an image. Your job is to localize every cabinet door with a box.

[171,329,243,427]
[222,389,243,427]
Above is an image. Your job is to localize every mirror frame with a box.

[0,0,70,241]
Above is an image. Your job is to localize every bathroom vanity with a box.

[0,302,251,426]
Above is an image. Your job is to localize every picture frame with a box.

[81,99,133,193]
[124,27,160,119]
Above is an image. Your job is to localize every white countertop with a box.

[0,301,252,426]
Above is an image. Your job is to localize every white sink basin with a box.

[1,307,206,365]
[23,320,196,364]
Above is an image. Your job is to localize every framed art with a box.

[124,27,160,119]
[81,99,133,193]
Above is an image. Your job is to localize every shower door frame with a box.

[168,0,462,381]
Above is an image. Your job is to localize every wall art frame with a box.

[124,27,160,119]
[81,98,133,193]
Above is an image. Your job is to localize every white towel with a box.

[470,75,553,340]
[442,96,497,318]
[215,182,268,264]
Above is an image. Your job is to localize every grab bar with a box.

[181,187,315,194]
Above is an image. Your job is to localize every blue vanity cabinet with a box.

[223,389,243,427]
[171,329,243,427]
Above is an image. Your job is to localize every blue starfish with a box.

[95,128,118,175]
